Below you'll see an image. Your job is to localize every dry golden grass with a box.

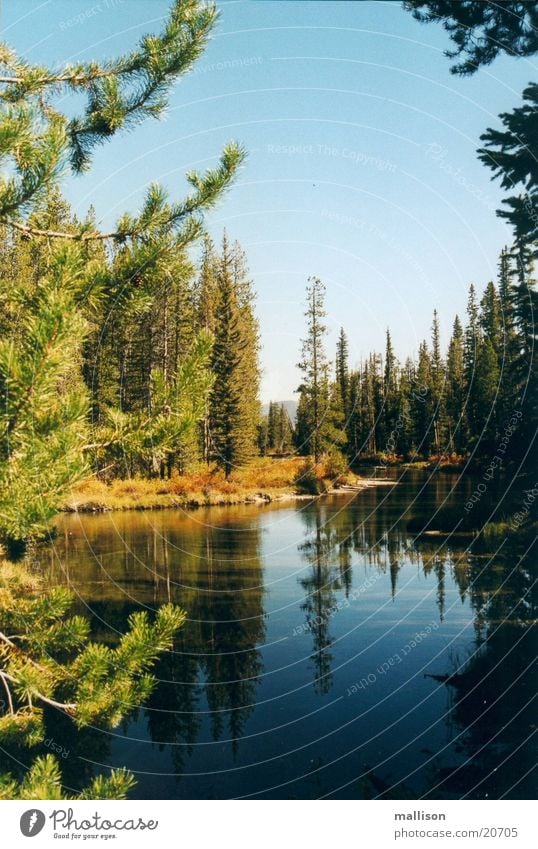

[65,457,307,512]
[0,560,42,606]
[230,456,303,488]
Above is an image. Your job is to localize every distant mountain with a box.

[261,399,298,423]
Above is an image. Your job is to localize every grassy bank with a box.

[407,502,538,544]
[63,456,384,513]
[352,452,469,473]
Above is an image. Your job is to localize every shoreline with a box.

[62,476,396,514]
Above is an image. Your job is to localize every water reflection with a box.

[299,509,340,694]
[14,472,536,799]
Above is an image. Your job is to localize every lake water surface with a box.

[33,470,536,799]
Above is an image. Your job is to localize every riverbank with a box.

[62,457,395,513]
[352,454,468,473]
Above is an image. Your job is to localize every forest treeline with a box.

[0,197,264,548]
[290,242,537,474]
[80,212,261,479]
[0,0,536,801]
[2,188,536,518]
[5,190,535,505]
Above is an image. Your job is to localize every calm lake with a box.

[32,470,536,799]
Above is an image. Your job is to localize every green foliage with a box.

[336,327,350,416]
[508,242,538,469]
[478,83,538,245]
[0,244,89,550]
[91,331,214,477]
[0,1,241,219]
[296,277,345,461]
[72,604,185,726]
[0,560,185,798]
[294,459,326,495]
[208,234,261,477]
[404,1,537,475]
[383,329,399,442]
[325,244,535,475]
[0,0,246,801]
[0,0,246,546]
[404,1,538,75]
[0,754,136,800]
[262,401,294,454]
[445,315,465,453]
[323,448,348,481]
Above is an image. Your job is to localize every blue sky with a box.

[5,1,537,401]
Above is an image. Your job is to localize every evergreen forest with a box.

[0,0,536,802]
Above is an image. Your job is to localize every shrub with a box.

[294,459,326,495]
[322,448,349,480]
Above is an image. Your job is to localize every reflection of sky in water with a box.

[32,472,536,800]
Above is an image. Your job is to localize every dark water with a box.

[31,471,536,799]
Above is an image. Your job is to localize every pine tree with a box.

[405,0,537,471]
[95,331,214,479]
[396,356,416,457]
[257,416,269,456]
[0,0,245,541]
[359,358,377,455]
[0,561,185,798]
[478,84,538,244]
[509,241,538,469]
[329,242,535,471]
[194,235,219,460]
[476,281,503,451]
[412,341,434,457]
[266,401,278,451]
[0,1,243,226]
[209,235,254,477]
[265,402,294,454]
[324,380,348,459]
[335,327,350,417]
[498,247,513,323]
[495,248,518,425]
[511,240,537,361]
[231,239,261,457]
[430,309,445,453]
[277,404,294,453]
[84,236,199,445]
[345,369,362,461]
[404,2,538,75]
[473,336,501,455]
[0,245,89,555]
[295,391,312,457]
[0,0,244,799]
[463,284,481,446]
[480,281,502,350]
[383,329,399,453]
[369,352,384,454]
[296,277,330,462]
[195,236,219,332]
[445,315,465,453]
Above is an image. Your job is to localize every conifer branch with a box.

[0,670,14,714]
[1,671,76,713]
[0,0,249,801]
[4,141,245,241]
[0,630,16,650]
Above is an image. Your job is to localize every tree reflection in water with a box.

[21,475,536,799]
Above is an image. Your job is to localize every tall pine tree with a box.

[296,277,330,462]
[209,234,259,476]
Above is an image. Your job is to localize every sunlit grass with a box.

[66,457,305,512]
[65,455,370,512]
